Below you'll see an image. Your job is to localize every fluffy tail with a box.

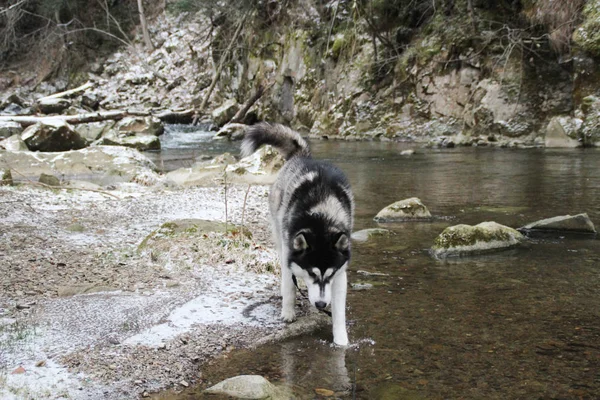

[241,122,310,160]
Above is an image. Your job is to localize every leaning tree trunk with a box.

[137,0,154,50]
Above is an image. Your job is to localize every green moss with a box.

[573,1,600,57]
[432,224,516,249]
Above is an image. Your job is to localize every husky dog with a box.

[242,122,353,346]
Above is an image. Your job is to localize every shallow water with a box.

[154,135,600,399]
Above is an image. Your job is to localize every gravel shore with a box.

[0,182,324,399]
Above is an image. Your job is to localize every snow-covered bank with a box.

[0,182,323,399]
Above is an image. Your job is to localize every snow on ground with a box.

[0,182,320,399]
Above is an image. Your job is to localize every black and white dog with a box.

[242,122,354,346]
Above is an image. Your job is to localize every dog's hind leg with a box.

[280,249,297,322]
[331,266,349,346]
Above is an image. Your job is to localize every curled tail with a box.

[241,122,311,160]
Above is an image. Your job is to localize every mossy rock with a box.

[573,1,600,57]
[431,221,524,258]
[374,197,432,222]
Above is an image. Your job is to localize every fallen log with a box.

[36,82,95,102]
[0,109,195,127]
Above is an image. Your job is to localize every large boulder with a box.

[518,213,596,235]
[204,375,283,399]
[114,116,164,136]
[0,145,159,185]
[0,121,23,138]
[431,221,524,258]
[211,99,240,127]
[545,116,582,148]
[374,197,432,222]
[36,98,71,114]
[21,122,87,152]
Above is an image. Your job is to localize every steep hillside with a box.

[1,0,599,147]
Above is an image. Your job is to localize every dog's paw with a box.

[280,309,296,322]
[333,330,349,346]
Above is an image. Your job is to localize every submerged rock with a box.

[431,221,524,258]
[204,375,282,399]
[518,213,596,235]
[374,197,431,222]
[351,228,393,242]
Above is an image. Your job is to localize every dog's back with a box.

[242,122,354,243]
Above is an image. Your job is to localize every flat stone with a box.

[519,213,596,235]
[204,375,278,399]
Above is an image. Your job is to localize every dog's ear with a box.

[293,232,309,251]
[335,233,349,252]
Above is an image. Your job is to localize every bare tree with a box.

[137,0,153,50]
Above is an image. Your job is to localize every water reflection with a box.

[280,341,352,394]
[156,139,600,399]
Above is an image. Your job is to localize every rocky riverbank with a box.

[0,145,332,399]
[2,1,600,149]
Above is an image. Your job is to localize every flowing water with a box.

[154,127,600,399]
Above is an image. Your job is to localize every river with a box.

[152,126,600,399]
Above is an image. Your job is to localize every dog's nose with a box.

[315,301,327,310]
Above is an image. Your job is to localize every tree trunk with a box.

[229,82,272,124]
[467,0,477,33]
[193,10,249,124]
[0,109,194,127]
[137,0,154,50]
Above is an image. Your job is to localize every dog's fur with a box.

[242,122,354,346]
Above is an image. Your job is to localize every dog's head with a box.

[288,228,350,310]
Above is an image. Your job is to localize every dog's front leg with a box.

[331,268,349,346]
[280,258,297,322]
